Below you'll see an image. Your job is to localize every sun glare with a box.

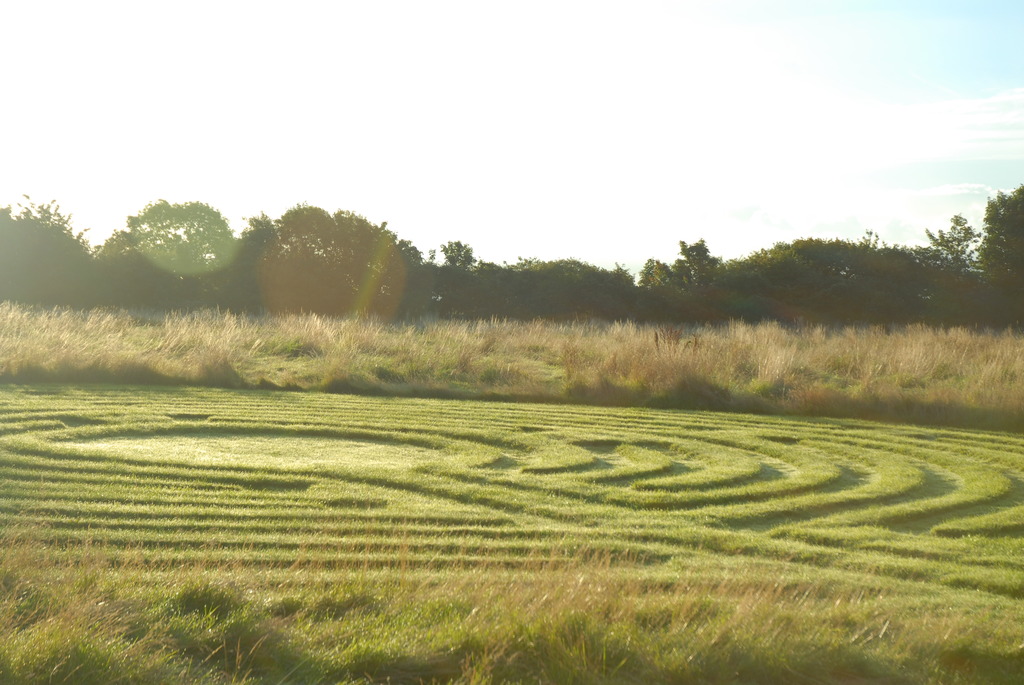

[0,2,1021,267]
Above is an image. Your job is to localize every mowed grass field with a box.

[1,385,1023,683]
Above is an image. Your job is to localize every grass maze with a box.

[1,386,1022,593]
[1,385,1023,682]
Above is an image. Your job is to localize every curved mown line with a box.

[2,385,1024,602]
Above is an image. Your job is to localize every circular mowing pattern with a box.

[63,435,443,470]
[0,386,1022,597]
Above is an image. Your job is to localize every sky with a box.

[2,0,1023,271]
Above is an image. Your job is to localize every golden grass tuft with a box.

[5,302,1024,430]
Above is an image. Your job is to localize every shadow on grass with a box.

[5,362,1024,433]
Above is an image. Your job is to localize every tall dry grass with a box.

[3,302,1024,430]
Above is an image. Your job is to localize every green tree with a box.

[433,241,481,318]
[722,238,929,323]
[672,239,721,290]
[396,240,434,319]
[504,258,636,320]
[919,214,981,278]
[96,200,237,308]
[123,200,237,275]
[440,241,477,270]
[215,213,278,312]
[905,214,994,324]
[979,185,1024,301]
[258,205,410,318]
[95,228,183,308]
[0,198,97,306]
[638,259,674,290]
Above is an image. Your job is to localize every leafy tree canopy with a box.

[123,199,237,275]
[979,185,1024,296]
[725,237,928,322]
[917,214,981,278]
[673,239,721,290]
[0,198,95,306]
[259,205,411,318]
[638,259,674,290]
[440,241,476,270]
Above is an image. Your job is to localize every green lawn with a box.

[1,385,1022,683]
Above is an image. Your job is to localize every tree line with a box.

[3,186,1024,326]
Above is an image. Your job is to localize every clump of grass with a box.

[3,533,1023,684]
[6,302,1024,430]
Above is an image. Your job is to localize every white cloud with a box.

[1,3,1021,273]
[913,183,997,197]
[909,88,1024,162]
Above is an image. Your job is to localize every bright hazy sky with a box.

[3,1,1023,271]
